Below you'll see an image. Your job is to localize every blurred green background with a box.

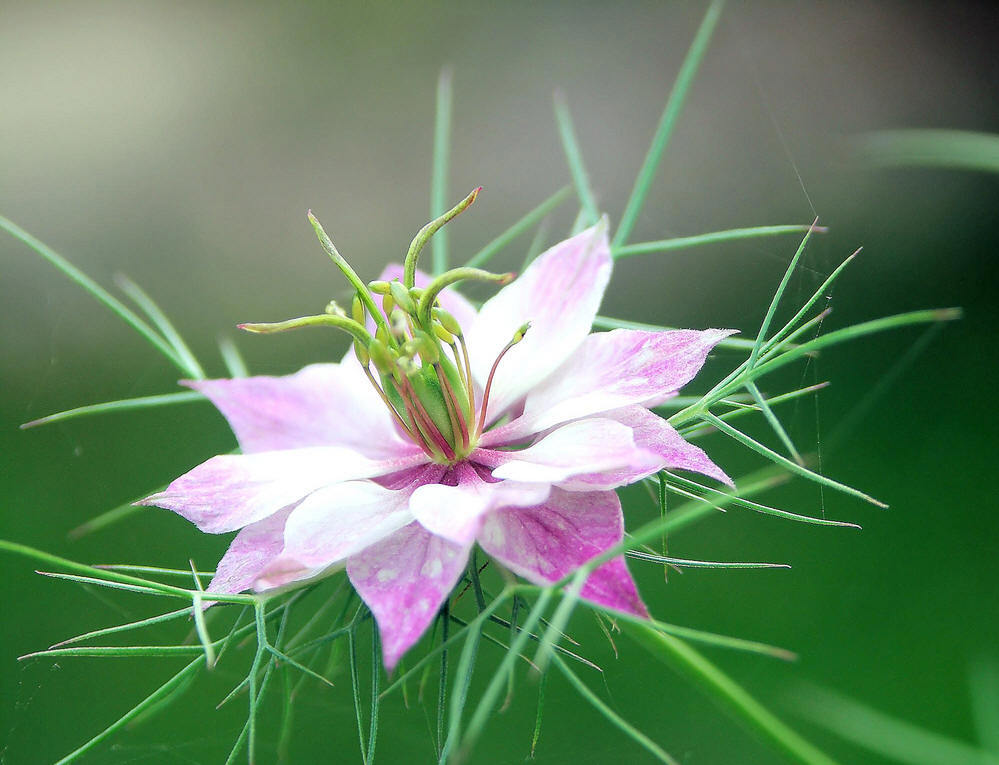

[2,2,997,763]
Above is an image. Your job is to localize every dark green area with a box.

[2,2,997,763]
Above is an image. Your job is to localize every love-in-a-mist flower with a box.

[141,190,735,670]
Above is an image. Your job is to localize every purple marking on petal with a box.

[348,522,470,672]
[409,463,549,546]
[480,418,660,488]
[484,327,736,443]
[207,506,293,596]
[185,362,418,460]
[140,446,427,534]
[478,488,647,618]
[465,221,612,424]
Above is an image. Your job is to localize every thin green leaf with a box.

[219,336,250,378]
[666,308,960,430]
[702,411,886,508]
[746,380,804,464]
[53,657,203,765]
[68,493,156,539]
[660,465,793,535]
[748,221,818,369]
[0,215,188,373]
[35,571,180,599]
[265,645,335,689]
[191,594,217,668]
[554,92,599,227]
[732,309,961,398]
[553,654,680,764]
[0,541,257,603]
[436,601,450,759]
[613,0,725,247]
[21,390,205,430]
[530,665,548,757]
[456,589,555,760]
[764,249,859,353]
[678,382,829,439]
[348,625,368,765]
[440,614,482,764]
[462,186,571,269]
[226,603,292,765]
[431,67,454,275]
[533,568,586,674]
[21,644,205,660]
[96,563,216,579]
[858,129,999,174]
[622,624,838,765]
[116,274,205,378]
[613,224,826,259]
[661,471,859,529]
[368,629,381,764]
[50,606,193,648]
[247,604,270,763]
[789,682,999,765]
[626,550,790,570]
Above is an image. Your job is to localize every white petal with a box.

[465,221,612,424]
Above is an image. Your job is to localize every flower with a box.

[141,215,734,671]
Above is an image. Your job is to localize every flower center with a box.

[238,187,528,465]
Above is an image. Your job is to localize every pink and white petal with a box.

[477,418,659,487]
[185,362,417,460]
[257,481,414,586]
[608,406,732,485]
[409,464,550,546]
[140,446,427,534]
[464,221,612,424]
[478,488,647,618]
[486,328,736,442]
[207,506,293,596]
[348,522,471,672]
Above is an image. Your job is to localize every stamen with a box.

[457,333,475,415]
[359,366,431,456]
[434,362,470,451]
[397,373,456,461]
[476,323,530,435]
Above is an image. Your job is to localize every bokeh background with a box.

[2,2,997,763]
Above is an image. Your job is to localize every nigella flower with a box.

[141,195,734,671]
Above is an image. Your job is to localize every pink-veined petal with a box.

[551,407,731,490]
[483,327,735,443]
[348,522,471,672]
[609,406,732,485]
[476,418,660,488]
[465,220,612,424]
[185,362,418,460]
[253,481,414,590]
[206,506,293,596]
[478,488,647,618]
[409,463,550,546]
[139,447,427,534]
